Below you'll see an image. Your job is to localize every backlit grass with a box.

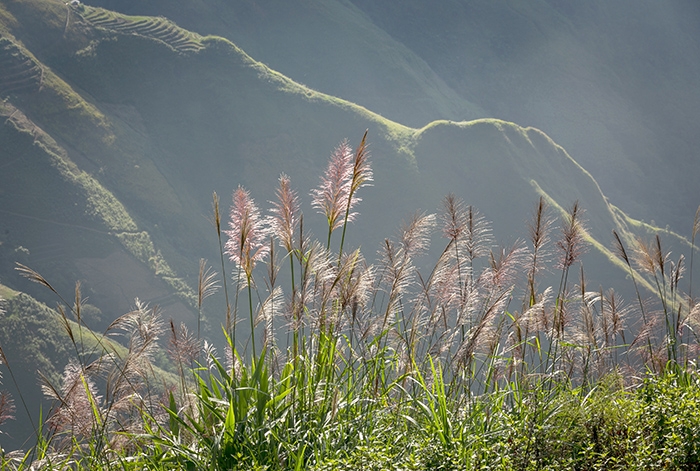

[1,133,700,469]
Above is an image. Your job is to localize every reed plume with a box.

[338,130,373,260]
[440,193,492,296]
[401,212,435,259]
[526,197,554,307]
[270,173,300,254]
[0,390,14,430]
[224,186,270,281]
[378,213,435,340]
[463,205,494,267]
[441,193,468,242]
[599,288,629,368]
[631,235,663,281]
[337,249,375,346]
[42,360,102,440]
[108,299,164,366]
[556,201,587,272]
[100,300,164,422]
[311,131,373,253]
[598,289,623,345]
[292,239,327,329]
[256,286,284,353]
[197,259,219,344]
[348,130,373,198]
[613,229,655,364]
[486,242,528,289]
[453,287,512,371]
[337,249,374,317]
[632,235,680,362]
[168,321,199,373]
[554,202,587,331]
[311,138,354,247]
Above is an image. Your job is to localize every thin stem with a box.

[213,192,233,344]
[248,276,256,359]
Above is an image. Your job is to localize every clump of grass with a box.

[2,132,700,469]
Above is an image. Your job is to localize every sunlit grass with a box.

[2,132,700,470]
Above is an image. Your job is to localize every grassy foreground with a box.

[2,132,700,470]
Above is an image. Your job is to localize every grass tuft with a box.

[2,132,700,469]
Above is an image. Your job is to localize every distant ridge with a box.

[77,5,203,53]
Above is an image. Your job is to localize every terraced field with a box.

[76,5,203,54]
[0,37,42,97]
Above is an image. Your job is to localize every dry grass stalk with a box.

[526,197,554,307]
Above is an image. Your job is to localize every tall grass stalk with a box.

[212,193,233,349]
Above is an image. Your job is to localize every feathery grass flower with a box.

[311,139,354,234]
[270,173,300,253]
[312,131,373,252]
[556,201,588,270]
[42,361,102,439]
[225,186,270,281]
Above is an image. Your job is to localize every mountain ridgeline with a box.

[0,0,696,449]
[81,0,700,232]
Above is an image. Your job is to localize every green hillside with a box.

[0,0,697,450]
[78,0,485,128]
[89,0,700,233]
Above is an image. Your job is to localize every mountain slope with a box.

[0,0,686,336]
[348,0,700,232]
[79,0,485,128]
[0,0,695,447]
[87,0,700,233]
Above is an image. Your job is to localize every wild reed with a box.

[3,133,700,470]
